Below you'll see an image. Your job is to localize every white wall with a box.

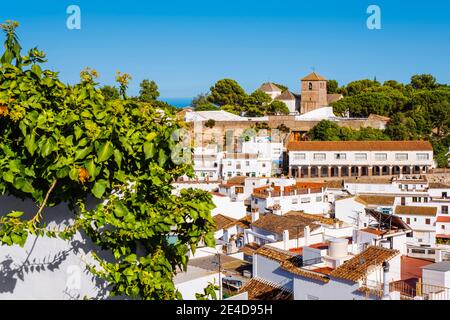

[212,195,247,220]
[334,197,368,227]
[175,272,222,300]
[0,195,109,300]
[289,150,433,168]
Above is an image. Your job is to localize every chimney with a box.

[251,209,260,223]
[304,226,310,246]
[283,230,289,250]
[382,261,391,299]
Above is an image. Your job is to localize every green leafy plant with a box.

[0,21,216,299]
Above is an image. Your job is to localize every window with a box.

[416,153,429,161]
[424,197,428,203]
[442,225,445,230]
[227,172,232,177]
[309,82,313,90]
[246,161,250,166]
[413,197,418,203]
[406,218,411,224]
[313,153,326,161]
[262,163,266,168]
[443,192,448,199]
[316,196,322,202]
[301,198,311,203]
[227,161,232,166]
[355,153,367,161]
[442,206,449,215]
[292,198,298,204]
[426,219,431,225]
[375,153,387,161]
[414,218,417,222]
[334,153,346,160]
[236,172,242,176]
[395,153,408,161]
[293,153,306,161]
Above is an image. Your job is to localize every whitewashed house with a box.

[288,141,434,178]
[250,181,328,215]
[221,153,272,180]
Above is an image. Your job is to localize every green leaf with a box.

[41,137,57,157]
[24,132,37,155]
[69,167,79,181]
[31,64,42,77]
[85,159,96,179]
[114,149,122,167]
[113,201,129,218]
[92,179,107,199]
[75,146,93,161]
[97,141,114,162]
[158,149,168,167]
[7,211,24,218]
[3,171,15,183]
[143,142,155,160]
[145,132,157,141]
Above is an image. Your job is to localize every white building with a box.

[342,176,450,248]
[249,243,401,300]
[251,181,328,215]
[259,82,296,114]
[222,153,272,180]
[242,136,283,175]
[191,145,223,181]
[288,141,434,178]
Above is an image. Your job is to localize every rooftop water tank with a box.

[328,238,349,258]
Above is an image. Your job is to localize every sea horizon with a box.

[160,97,193,108]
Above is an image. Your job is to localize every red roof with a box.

[401,256,433,280]
[437,216,450,223]
[360,228,386,236]
[436,234,450,239]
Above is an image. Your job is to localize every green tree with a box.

[410,74,438,90]
[0,21,216,300]
[139,79,160,102]
[268,100,289,115]
[327,80,339,94]
[242,90,272,116]
[344,79,381,96]
[192,93,218,111]
[208,79,247,107]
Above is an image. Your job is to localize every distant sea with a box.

[160,97,192,108]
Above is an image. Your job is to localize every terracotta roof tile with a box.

[252,213,322,239]
[329,246,399,282]
[327,93,343,104]
[255,246,296,263]
[239,278,293,300]
[259,82,282,92]
[395,206,437,216]
[437,216,450,223]
[301,72,326,81]
[275,90,295,101]
[213,214,238,231]
[288,140,433,152]
[357,195,395,206]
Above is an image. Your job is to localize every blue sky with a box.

[2,0,450,99]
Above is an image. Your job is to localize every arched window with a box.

[309,82,313,90]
